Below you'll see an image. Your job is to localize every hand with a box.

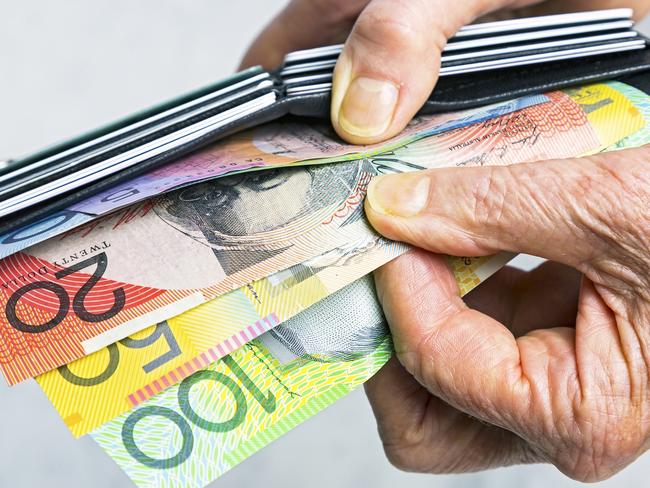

[363,146,650,480]
[241,0,650,144]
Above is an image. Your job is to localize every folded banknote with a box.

[0,82,643,385]
[34,81,650,441]
[0,95,552,385]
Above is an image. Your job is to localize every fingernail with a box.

[338,77,399,138]
[331,51,400,139]
[367,174,430,217]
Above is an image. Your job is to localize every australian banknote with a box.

[0,95,548,260]
[37,234,408,437]
[92,261,505,487]
[35,82,650,436]
[34,80,644,430]
[70,95,548,215]
[604,81,650,150]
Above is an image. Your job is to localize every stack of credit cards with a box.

[1,8,645,224]
[0,72,277,218]
[282,8,644,93]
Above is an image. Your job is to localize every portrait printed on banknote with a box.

[154,160,373,273]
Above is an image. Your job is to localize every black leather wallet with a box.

[2,9,650,236]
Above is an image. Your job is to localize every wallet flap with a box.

[0,98,292,236]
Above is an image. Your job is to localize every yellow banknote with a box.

[565,82,645,152]
[36,235,407,437]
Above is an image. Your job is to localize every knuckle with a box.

[467,163,570,253]
[394,299,455,388]
[575,150,650,290]
[468,166,510,230]
[376,416,429,473]
[383,443,426,472]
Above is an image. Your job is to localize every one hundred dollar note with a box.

[92,267,501,488]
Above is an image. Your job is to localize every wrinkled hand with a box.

[241,0,649,144]
[363,147,650,481]
[243,0,650,479]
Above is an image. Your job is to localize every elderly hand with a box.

[242,0,649,144]
[243,0,650,480]
[363,147,650,480]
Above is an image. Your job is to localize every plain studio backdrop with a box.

[1,2,649,487]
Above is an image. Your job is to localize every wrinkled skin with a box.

[364,151,650,480]
[243,0,650,481]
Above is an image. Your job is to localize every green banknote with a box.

[92,275,391,488]
[92,251,511,487]
[92,80,650,487]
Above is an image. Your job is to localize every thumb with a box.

[374,249,534,429]
[365,148,649,268]
[330,0,496,144]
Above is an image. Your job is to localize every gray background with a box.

[0,2,649,487]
